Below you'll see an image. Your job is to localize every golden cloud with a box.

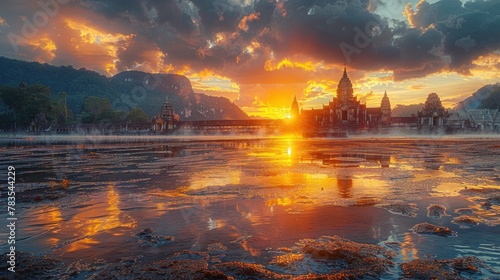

[408,84,427,90]
[356,91,376,104]
[188,70,240,100]
[264,58,322,72]
[65,19,130,43]
[65,18,130,59]
[28,36,57,61]
[238,12,260,32]
[471,53,500,79]
[356,73,393,89]
[303,80,335,102]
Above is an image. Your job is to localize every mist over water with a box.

[0,135,499,279]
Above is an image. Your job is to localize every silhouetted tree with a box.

[112,110,127,123]
[34,112,49,131]
[126,108,149,122]
[84,96,112,118]
[0,84,54,130]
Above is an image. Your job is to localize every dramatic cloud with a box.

[0,0,499,117]
[404,0,464,28]
[405,0,500,75]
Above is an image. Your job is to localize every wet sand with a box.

[0,136,499,279]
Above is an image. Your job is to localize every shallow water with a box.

[0,136,499,278]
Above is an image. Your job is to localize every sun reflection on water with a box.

[188,169,242,190]
[266,197,293,207]
[5,137,500,278]
[24,206,63,248]
[64,185,137,253]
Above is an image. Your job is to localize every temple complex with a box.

[297,67,390,131]
[148,67,499,135]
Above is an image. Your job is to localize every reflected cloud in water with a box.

[4,137,499,275]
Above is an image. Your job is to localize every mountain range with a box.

[0,56,248,121]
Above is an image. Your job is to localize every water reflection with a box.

[337,178,353,198]
[63,185,137,253]
[6,137,500,276]
[154,145,185,157]
[266,197,293,207]
[187,169,242,191]
[401,233,419,261]
[23,205,63,248]
[208,218,225,230]
[172,138,397,206]
[332,154,390,167]
[247,138,300,166]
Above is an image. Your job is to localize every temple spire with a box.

[290,95,300,119]
[343,64,347,78]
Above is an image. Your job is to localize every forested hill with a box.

[0,56,248,120]
[111,71,248,120]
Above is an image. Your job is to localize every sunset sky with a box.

[1,0,499,118]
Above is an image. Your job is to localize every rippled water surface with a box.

[0,136,499,279]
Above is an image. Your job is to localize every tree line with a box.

[0,84,149,132]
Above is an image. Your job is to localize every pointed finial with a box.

[165,95,169,102]
[343,64,347,77]
[384,90,387,97]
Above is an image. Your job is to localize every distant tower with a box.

[381,91,391,124]
[290,95,300,119]
[336,66,354,107]
[160,96,175,130]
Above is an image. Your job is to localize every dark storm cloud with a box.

[0,0,499,82]
[149,0,197,34]
[437,10,500,74]
[81,0,197,33]
[405,0,465,29]
[406,0,500,75]
[115,35,159,72]
[190,0,243,34]
[390,24,446,80]
[250,0,275,28]
[77,0,247,73]
[80,0,144,17]
[188,0,499,81]
[262,0,389,62]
